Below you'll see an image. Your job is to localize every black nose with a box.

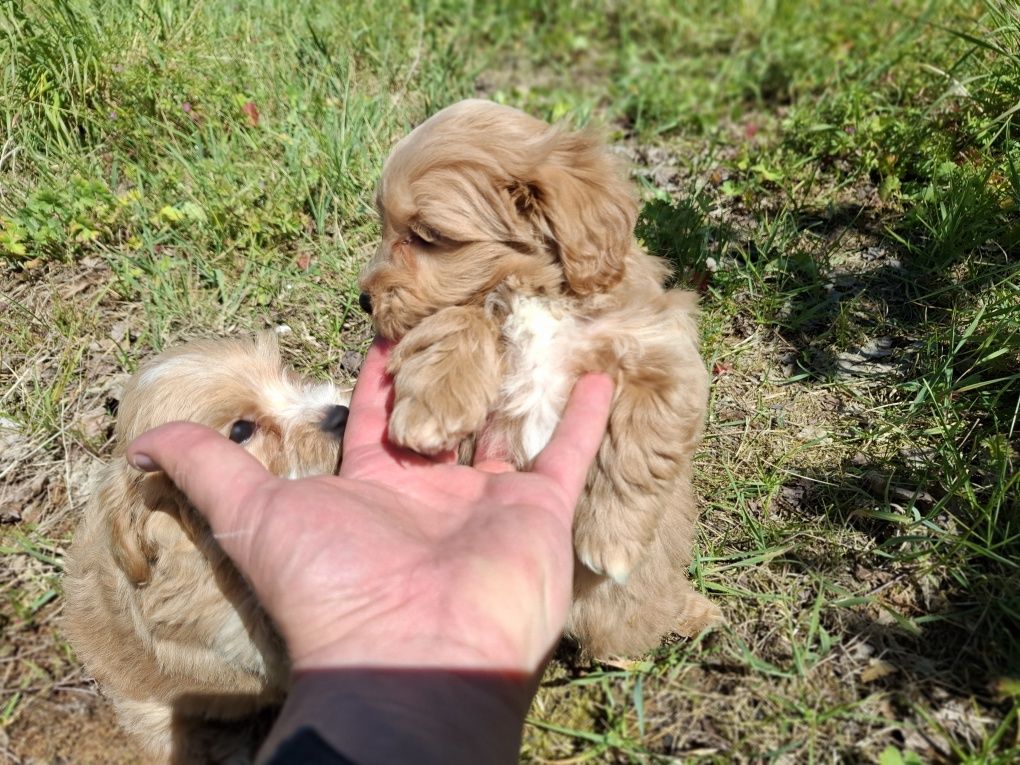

[320,405,349,438]
[358,292,373,315]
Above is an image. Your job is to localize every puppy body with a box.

[64,334,349,763]
[361,100,720,658]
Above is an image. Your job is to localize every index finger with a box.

[126,422,275,563]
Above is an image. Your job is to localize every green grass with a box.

[2,0,1019,761]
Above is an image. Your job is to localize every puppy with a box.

[359,99,721,658]
[63,334,351,763]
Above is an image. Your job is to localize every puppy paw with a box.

[675,592,723,637]
[388,395,485,456]
[574,531,645,585]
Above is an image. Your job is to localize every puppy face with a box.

[359,99,638,339]
[116,333,348,478]
[99,332,350,587]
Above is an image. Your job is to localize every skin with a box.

[126,336,613,763]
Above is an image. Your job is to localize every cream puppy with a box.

[64,334,351,763]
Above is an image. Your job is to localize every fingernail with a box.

[129,452,158,472]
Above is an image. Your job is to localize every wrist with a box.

[258,669,535,765]
[287,620,549,676]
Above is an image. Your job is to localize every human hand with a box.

[126,337,612,677]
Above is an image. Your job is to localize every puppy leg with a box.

[569,323,719,655]
[570,445,722,655]
[569,575,722,659]
[387,306,501,455]
[115,696,269,765]
[674,586,724,638]
[572,376,702,582]
[113,697,175,764]
[570,297,710,580]
[568,512,722,658]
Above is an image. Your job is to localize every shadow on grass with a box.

[770,453,1020,702]
[645,193,1017,623]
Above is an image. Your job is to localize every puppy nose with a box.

[358,292,373,315]
[320,405,349,438]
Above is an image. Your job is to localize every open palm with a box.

[127,338,612,675]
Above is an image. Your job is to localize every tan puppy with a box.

[63,334,351,763]
[359,99,721,658]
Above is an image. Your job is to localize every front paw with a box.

[574,529,646,585]
[388,394,485,456]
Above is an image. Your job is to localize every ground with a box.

[1,1,1018,763]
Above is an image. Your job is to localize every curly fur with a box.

[63,334,350,763]
[359,99,722,658]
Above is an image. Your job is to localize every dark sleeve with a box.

[255,669,532,765]
[262,726,360,765]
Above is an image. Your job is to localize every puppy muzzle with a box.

[320,405,350,438]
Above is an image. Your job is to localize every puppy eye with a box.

[408,223,439,246]
[229,420,257,444]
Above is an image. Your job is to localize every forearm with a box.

[257,669,533,765]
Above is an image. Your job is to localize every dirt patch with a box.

[4,688,139,764]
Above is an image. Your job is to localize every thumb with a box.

[532,373,614,509]
[126,421,275,563]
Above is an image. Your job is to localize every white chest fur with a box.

[498,296,582,463]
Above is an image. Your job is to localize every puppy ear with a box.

[517,129,637,295]
[104,464,196,587]
[102,463,157,586]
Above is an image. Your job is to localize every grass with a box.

[1,0,1018,761]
